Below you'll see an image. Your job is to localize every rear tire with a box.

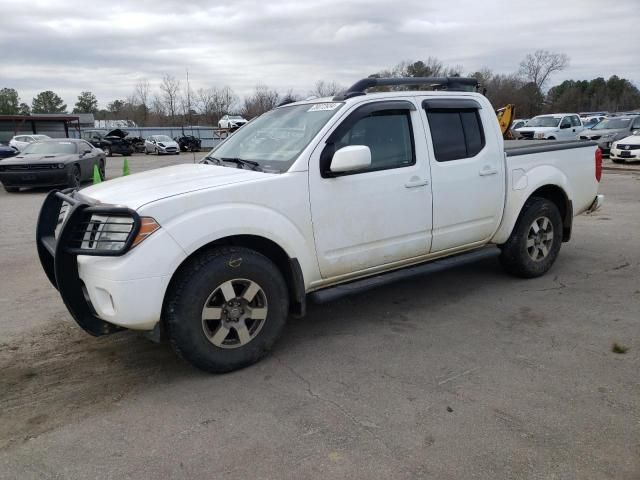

[499,197,563,278]
[165,247,289,373]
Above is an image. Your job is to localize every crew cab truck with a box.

[37,77,604,373]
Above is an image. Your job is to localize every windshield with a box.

[33,135,49,140]
[527,116,561,127]
[230,115,244,120]
[155,135,173,142]
[207,102,343,172]
[22,141,77,154]
[592,118,631,130]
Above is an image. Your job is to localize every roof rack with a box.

[333,77,480,101]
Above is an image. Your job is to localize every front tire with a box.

[104,146,112,157]
[499,197,563,278]
[611,158,625,164]
[3,185,19,193]
[68,165,81,188]
[165,247,289,373]
[98,160,106,180]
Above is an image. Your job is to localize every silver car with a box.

[144,135,180,155]
[579,116,640,153]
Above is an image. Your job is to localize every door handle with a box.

[479,167,498,176]
[405,179,429,188]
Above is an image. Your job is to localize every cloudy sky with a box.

[1,0,639,109]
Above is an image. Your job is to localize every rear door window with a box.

[425,108,485,162]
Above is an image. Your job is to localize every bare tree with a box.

[196,86,238,125]
[160,74,181,122]
[519,50,569,91]
[309,80,344,98]
[241,85,279,119]
[134,79,151,125]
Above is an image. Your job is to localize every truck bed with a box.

[504,139,597,156]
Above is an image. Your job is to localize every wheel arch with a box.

[492,170,573,245]
[528,184,572,241]
[163,234,306,326]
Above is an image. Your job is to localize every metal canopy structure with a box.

[0,115,81,142]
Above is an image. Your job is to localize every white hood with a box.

[517,126,559,133]
[79,164,267,210]
[615,135,640,146]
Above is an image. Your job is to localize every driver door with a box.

[309,100,433,279]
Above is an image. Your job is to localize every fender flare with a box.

[491,165,572,245]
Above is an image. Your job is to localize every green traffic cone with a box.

[92,164,102,184]
[123,157,130,176]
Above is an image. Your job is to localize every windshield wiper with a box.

[220,157,262,171]
[201,155,222,165]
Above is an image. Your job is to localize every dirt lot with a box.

[0,153,638,479]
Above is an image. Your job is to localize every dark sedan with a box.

[0,139,106,193]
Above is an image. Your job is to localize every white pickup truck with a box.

[37,77,604,373]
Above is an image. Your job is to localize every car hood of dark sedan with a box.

[105,128,128,139]
[0,153,78,165]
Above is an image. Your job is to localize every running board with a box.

[309,247,500,304]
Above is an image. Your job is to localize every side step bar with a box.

[309,247,499,304]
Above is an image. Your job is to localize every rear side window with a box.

[426,109,485,162]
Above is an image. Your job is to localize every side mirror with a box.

[330,145,371,173]
[633,129,640,135]
[82,149,92,155]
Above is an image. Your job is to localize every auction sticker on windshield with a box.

[308,103,341,112]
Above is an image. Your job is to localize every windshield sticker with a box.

[308,103,341,112]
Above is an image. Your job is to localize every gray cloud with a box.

[0,0,638,108]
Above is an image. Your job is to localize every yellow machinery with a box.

[496,104,516,139]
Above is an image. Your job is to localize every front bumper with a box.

[36,190,185,335]
[0,168,69,187]
[610,147,640,161]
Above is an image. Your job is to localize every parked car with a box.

[174,135,202,152]
[610,131,640,163]
[144,135,180,155]
[36,76,603,373]
[218,115,248,130]
[82,129,133,157]
[9,134,50,151]
[581,115,607,130]
[510,118,529,139]
[0,144,19,159]
[0,139,105,192]
[578,116,640,154]
[515,114,584,140]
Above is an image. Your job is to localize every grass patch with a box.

[612,343,629,354]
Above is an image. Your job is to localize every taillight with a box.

[595,147,602,182]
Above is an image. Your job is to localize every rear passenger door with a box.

[420,97,505,252]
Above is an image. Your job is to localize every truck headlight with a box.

[79,215,159,252]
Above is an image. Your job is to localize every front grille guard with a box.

[36,189,141,336]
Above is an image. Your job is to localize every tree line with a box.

[1,50,638,125]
